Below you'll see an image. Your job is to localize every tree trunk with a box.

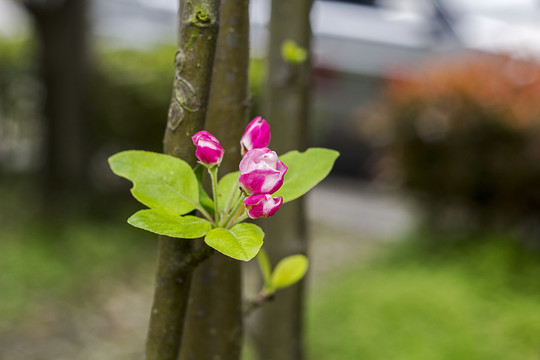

[250,0,314,358]
[179,0,250,358]
[145,0,221,359]
[24,0,90,205]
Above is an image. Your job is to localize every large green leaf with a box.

[108,150,199,215]
[270,255,309,291]
[204,223,263,261]
[128,209,212,239]
[217,171,240,213]
[274,148,339,203]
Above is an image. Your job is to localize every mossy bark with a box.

[163,0,221,161]
[250,0,314,358]
[179,0,250,358]
[145,0,221,359]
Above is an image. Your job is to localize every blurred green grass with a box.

[1,179,540,358]
[0,218,155,326]
[0,179,156,330]
[307,236,540,360]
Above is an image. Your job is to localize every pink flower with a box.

[192,130,224,167]
[239,148,287,195]
[240,116,271,155]
[244,194,283,219]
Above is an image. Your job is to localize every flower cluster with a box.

[110,113,337,262]
[192,117,285,219]
[240,148,286,218]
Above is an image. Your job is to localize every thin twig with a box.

[244,291,275,317]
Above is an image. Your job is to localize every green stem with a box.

[223,186,240,217]
[223,193,245,228]
[209,166,219,225]
[229,213,247,228]
[197,205,215,225]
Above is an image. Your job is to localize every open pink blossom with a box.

[192,130,224,167]
[239,148,287,195]
[240,116,271,155]
[244,194,283,219]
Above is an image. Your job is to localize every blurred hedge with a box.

[363,54,540,232]
[91,45,175,154]
[0,38,41,171]
[0,39,264,173]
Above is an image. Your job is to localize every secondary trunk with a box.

[250,0,314,358]
[179,0,250,358]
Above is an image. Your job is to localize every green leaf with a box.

[270,255,309,290]
[128,209,212,239]
[193,164,205,184]
[108,150,199,215]
[204,223,264,261]
[281,39,307,64]
[257,249,272,285]
[274,148,339,203]
[217,171,240,213]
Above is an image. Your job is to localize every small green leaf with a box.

[270,255,309,290]
[257,249,272,285]
[217,171,240,213]
[128,209,212,239]
[204,223,264,261]
[281,39,307,64]
[108,151,199,215]
[274,148,339,203]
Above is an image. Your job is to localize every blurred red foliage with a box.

[363,54,540,230]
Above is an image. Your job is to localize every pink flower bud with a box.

[238,148,287,195]
[192,130,224,167]
[244,194,283,219]
[240,116,271,155]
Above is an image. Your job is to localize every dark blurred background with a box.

[1,0,540,359]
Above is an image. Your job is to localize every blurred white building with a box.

[2,0,540,175]
[4,0,540,73]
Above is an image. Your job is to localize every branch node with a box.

[190,6,215,28]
